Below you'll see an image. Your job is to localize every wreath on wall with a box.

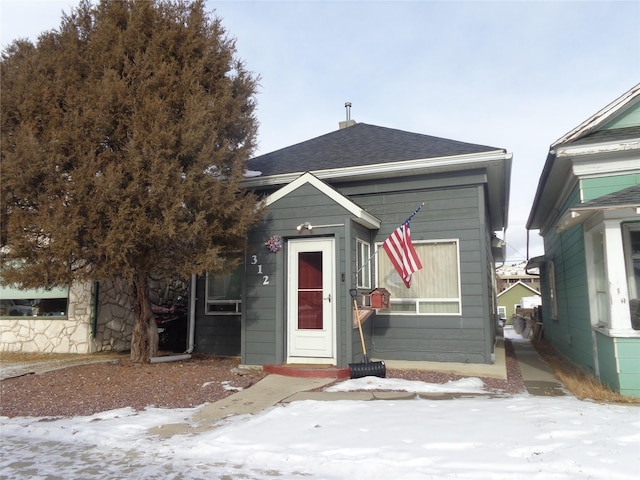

[265,235,283,253]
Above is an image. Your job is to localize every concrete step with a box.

[263,364,350,379]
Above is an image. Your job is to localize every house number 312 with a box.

[251,255,270,285]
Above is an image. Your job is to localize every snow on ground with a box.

[326,375,487,394]
[0,328,636,479]
[2,384,638,479]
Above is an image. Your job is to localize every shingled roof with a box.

[571,125,640,146]
[556,185,640,232]
[574,185,640,211]
[247,123,502,177]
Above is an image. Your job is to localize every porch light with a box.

[296,222,313,231]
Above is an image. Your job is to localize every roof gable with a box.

[600,101,640,130]
[552,84,640,147]
[497,281,541,298]
[247,123,502,178]
[264,172,381,229]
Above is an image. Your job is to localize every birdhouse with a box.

[362,288,390,310]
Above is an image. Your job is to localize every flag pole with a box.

[406,201,425,223]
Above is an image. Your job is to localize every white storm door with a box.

[287,238,336,363]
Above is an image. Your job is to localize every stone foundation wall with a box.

[93,279,134,353]
[91,275,189,352]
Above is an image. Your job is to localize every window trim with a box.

[204,268,242,316]
[356,239,371,289]
[622,222,640,331]
[374,238,462,316]
[548,258,558,321]
[622,222,640,300]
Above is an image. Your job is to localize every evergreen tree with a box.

[1,0,261,362]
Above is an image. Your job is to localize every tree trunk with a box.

[129,273,158,363]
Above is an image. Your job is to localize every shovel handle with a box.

[353,298,367,357]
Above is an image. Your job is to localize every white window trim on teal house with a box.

[622,223,640,301]
[584,214,640,337]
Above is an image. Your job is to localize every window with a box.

[376,239,461,315]
[205,264,243,315]
[548,258,558,321]
[356,239,371,289]
[623,224,640,299]
[623,223,640,330]
[498,306,506,320]
[0,284,69,317]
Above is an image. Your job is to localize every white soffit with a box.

[558,139,640,159]
[242,150,510,188]
[556,205,640,232]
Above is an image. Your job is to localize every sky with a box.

[1,328,639,479]
[1,0,639,262]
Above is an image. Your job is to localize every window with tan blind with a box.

[376,239,461,315]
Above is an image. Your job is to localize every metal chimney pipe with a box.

[345,102,352,122]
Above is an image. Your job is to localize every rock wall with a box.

[93,279,134,353]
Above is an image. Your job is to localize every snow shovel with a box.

[349,290,386,379]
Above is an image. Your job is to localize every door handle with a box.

[324,293,331,302]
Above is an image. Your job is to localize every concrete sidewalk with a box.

[149,374,336,437]
[510,338,566,396]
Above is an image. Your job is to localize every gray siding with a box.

[235,170,499,366]
[193,276,242,356]
[242,182,352,366]
[349,180,494,364]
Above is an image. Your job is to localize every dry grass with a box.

[1,352,83,362]
[532,338,640,405]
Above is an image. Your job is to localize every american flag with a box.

[382,217,423,289]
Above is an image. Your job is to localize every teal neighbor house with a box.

[527,83,640,397]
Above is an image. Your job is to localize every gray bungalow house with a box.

[194,120,512,369]
[527,83,640,397]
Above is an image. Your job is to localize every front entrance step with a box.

[263,364,350,379]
